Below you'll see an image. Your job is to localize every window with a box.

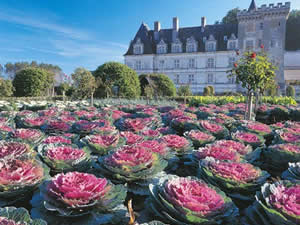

[207,42,215,51]
[246,40,254,50]
[207,58,214,68]
[174,59,180,69]
[188,74,195,84]
[135,61,142,70]
[157,45,166,54]
[174,74,180,84]
[172,45,181,53]
[134,46,142,55]
[258,39,262,48]
[224,36,228,41]
[188,59,195,68]
[260,22,264,30]
[228,57,235,67]
[246,23,255,32]
[187,44,196,53]
[228,41,236,50]
[159,60,165,69]
[271,40,276,48]
[208,74,214,83]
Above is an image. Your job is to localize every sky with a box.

[0,0,299,75]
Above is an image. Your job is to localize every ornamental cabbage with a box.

[37,144,91,174]
[199,158,269,208]
[120,131,144,145]
[148,175,238,224]
[31,172,127,225]
[231,131,265,148]
[0,207,47,225]
[160,135,192,156]
[0,157,49,206]
[94,145,167,195]
[8,129,45,147]
[81,133,125,155]
[243,180,300,225]
[198,120,229,139]
[282,162,300,181]
[42,120,72,134]
[0,141,34,159]
[184,130,215,148]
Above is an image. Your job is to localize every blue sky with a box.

[0,0,299,75]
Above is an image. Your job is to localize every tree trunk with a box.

[91,92,94,106]
[247,92,254,121]
[62,91,66,102]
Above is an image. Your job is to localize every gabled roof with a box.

[124,23,238,55]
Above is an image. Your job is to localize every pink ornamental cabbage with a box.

[141,129,161,139]
[246,122,271,135]
[0,124,13,133]
[24,117,46,127]
[105,146,153,167]
[0,217,25,225]
[46,146,86,161]
[46,121,71,132]
[0,159,44,187]
[47,172,110,207]
[161,135,191,154]
[213,140,252,156]
[11,129,42,141]
[123,118,151,132]
[269,144,300,154]
[279,131,300,143]
[43,136,72,145]
[135,140,169,157]
[165,177,225,214]
[208,161,260,183]
[195,145,241,162]
[120,131,144,145]
[199,120,223,133]
[269,184,300,218]
[0,142,31,159]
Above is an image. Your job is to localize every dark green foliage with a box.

[177,85,192,97]
[286,85,295,97]
[13,67,51,97]
[286,10,300,51]
[203,87,210,96]
[207,85,215,96]
[94,62,140,98]
[222,8,239,24]
[139,74,176,97]
[56,82,71,95]
[71,68,97,100]
[0,79,14,97]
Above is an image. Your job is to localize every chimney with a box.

[173,17,179,31]
[154,21,161,32]
[201,17,206,28]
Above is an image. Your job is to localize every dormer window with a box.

[172,39,182,53]
[157,39,167,54]
[186,36,197,53]
[228,33,237,50]
[206,35,216,52]
[133,38,144,55]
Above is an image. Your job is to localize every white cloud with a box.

[0,9,90,40]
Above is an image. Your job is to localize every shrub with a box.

[203,86,211,96]
[94,62,140,98]
[286,85,296,97]
[139,74,176,97]
[0,79,14,97]
[13,67,51,97]
[177,85,192,97]
[207,85,215,96]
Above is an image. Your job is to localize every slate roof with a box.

[248,0,257,12]
[124,23,238,56]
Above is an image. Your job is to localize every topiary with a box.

[13,67,50,97]
[139,74,176,97]
[203,86,211,96]
[207,85,215,96]
[93,62,141,98]
[286,85,296,97]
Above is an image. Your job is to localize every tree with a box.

[177,85,192,104]
[222,8,239,24]
[57,82,71,101]
[207,85,215,96]
[203,87,211,96]
[0,64,3,77]
[71,68,98,102]
[286,10,300,51]
[0,79,14,97]
[286,85,296,97]
[94,62,140,98]
[228,50,277,120]
[139,74,176,97]
[13,67,50,97]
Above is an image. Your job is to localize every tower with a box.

[237,1,290,89]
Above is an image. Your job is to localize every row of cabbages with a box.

[0,102,299,225]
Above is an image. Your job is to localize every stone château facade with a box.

[124,0,291,94]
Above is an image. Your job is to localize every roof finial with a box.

[248,0,257,12]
